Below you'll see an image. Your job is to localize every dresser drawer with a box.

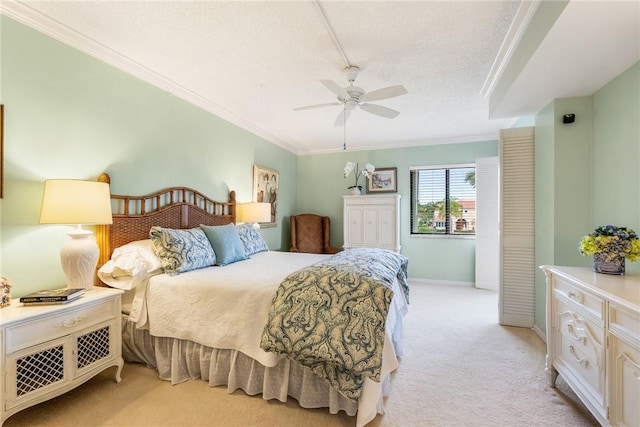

[553,297,606,411]
[5,298,118,354]
[555,299,604,360]
[609,302,640,347]
[553,276,604,321]
[556,330,606,408]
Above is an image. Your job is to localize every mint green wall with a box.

[534,96,594,334]
[297,141,498,281]
[0,17,297,297]
[534,102,555,334]
[512,116,535,128]
[534,62,640,334]
[592,62,640,233]
[552,96,594,267]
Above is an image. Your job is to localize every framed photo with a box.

[253,164,279,227]
[367,167,397,193]
[0,104,4,199]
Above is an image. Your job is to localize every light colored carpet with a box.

[4,282,598,427]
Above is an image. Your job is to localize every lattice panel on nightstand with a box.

[16,344,65,396]
[77,326,110,369]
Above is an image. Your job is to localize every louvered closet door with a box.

[500,127,535,327]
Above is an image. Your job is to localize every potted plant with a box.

[344,162,375,195]
[579,225,640,275]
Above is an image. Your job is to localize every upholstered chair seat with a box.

[290,214,341,254]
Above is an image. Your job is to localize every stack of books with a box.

[20,288,85,305]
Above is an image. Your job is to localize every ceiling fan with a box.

[294,66,408,126]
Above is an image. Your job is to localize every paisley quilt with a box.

[260,248,409,399]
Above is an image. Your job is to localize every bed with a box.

[95,173,409,426]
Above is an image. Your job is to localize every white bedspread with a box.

[118,249,408,427]
[146,251,330,367]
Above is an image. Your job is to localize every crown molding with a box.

[298,132,502,155]
[480,0,541,99]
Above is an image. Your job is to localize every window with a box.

[410,164,476,235]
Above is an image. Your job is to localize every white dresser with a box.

[541,266,639,426]
[1,286,124,425]
[343,194,401,252]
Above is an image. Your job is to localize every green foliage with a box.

[465,171,476,188]
[415,199,463,233]
[579,225,640,262]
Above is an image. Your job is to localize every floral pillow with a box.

[149,227,216,276]
[236,223,269,255]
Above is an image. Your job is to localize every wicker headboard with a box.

[96,173,236,269]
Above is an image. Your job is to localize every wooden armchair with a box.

[290,214,342,254]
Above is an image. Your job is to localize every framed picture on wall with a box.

[253,164,279,227]
[367,167,397,193]
[1,104,4,199]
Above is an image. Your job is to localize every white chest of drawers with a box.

[1,286,124,425]
[541,266,640,426]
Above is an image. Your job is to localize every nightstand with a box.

[1,286,124,425]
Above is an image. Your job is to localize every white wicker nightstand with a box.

[1,286,123,425]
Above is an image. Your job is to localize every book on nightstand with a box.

[20,288,85,305]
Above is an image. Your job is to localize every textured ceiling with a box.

[2,1,638,154]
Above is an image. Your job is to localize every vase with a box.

[593,253,625,275]
[350,187,361,196]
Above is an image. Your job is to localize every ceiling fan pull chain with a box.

[343,107,347,150]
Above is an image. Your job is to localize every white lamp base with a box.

[60,229,99,290]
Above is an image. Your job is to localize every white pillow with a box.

[98,240,162,290]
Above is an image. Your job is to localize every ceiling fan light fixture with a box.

[294,65,408,127]
[344,100,358,110]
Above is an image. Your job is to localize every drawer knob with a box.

[55,316,86,328]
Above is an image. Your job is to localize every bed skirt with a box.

[122,314,395,426]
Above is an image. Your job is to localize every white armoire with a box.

[343,194,401,252]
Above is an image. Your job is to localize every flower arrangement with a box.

[1,277,11,308]
[344,162,375,192]
[579,225,640,262]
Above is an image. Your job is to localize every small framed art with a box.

[1,104,4,199]
[367,167,397,193]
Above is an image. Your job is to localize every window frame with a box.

[409,163,476,238]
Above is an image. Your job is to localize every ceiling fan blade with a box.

[334,108,352,127]
[360,85,408,103]
[294,102,341,111]
[360,103,400,119]
[320,80,350,100]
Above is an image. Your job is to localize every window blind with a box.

[410,165,476,235]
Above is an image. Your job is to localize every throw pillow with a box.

[149,227,216,276]
[200,223,248,266]
[236,223,269,255]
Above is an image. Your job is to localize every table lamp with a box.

[237,202,271,228]
[39,179,113,290]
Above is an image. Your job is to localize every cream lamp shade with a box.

[237,202,271,228]
[39,179,113,290]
